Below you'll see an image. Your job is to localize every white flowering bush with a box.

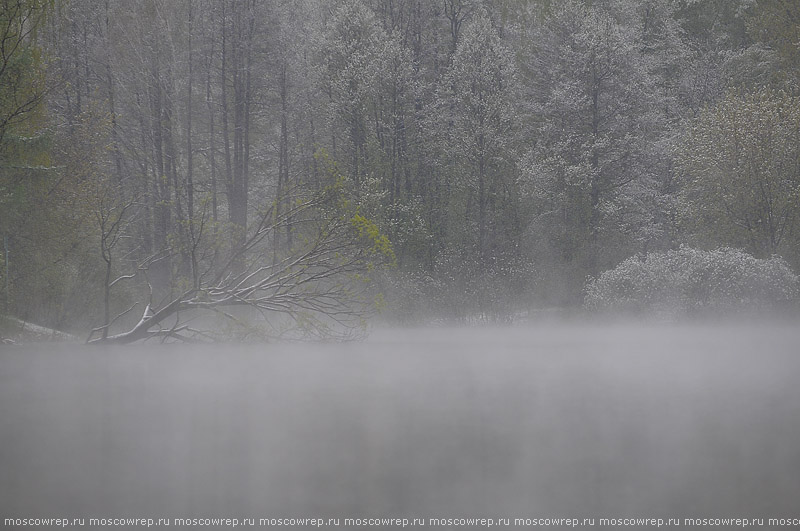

[584,247,799,316]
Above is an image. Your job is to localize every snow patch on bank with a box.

[0,316,80,343]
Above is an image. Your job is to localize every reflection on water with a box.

[1,325,799,529]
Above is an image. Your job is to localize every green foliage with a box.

[351,213,396,266]
[585,247,799,316]
[313,149,396,265]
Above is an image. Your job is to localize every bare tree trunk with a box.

[164,81,188,274]
[102,253,111,340]
[186,0,198,287]
[205,13,218,223]
[149,48,171,293]
[478,132,486,271]
[276,61,292,257]
[104,0,124,184]
[220,0,253,267]
[220,0,237,257]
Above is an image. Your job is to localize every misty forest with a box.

[5,1,800,526]
[1,0,800,341]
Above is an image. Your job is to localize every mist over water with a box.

[1,324,799,529]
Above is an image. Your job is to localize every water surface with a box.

[1,325,798,528]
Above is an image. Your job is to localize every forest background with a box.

[2,0,800,340]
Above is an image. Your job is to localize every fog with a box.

[1,325,799,529]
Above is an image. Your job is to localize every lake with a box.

[1,324,799,529]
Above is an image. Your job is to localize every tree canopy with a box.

[1,0,799,339]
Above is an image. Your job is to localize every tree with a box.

[446,12,517,268]
[320,0,383,186]
[87,162,394,343]
[55,107,141,340]
[744,0,800,88]
[0,0,53,317]
[677,88,800,267]
[519,0,676,302]
[431,10,524,318]
[0,0,49,146]
[9,0,800,331]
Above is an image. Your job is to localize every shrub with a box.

[584,247,799,316]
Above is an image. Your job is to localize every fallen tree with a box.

[87,175,394,344]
